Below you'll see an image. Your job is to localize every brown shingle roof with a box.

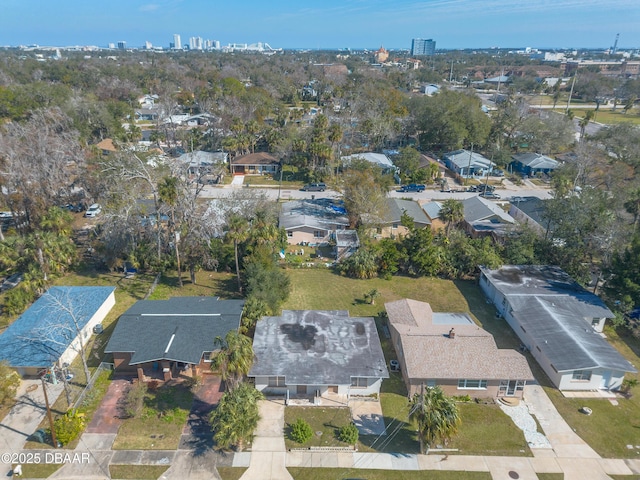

[232,152,279,166]
[385,299,533,381]
[96,138,117,152]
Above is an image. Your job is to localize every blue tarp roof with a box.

[0,286,115,368]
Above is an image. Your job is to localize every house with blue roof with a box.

[0,286,116,377]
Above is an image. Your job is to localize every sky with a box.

[1,0,639,50]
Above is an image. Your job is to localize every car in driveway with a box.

[84,203,102,218]
[301,183,326,192]
[397,183,426,193]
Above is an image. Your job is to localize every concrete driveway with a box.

[350,399,386,436]
[0,379,63,453]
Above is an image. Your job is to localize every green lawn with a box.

[288,468,491,480]
[10,463,62,478]
[551,107,640,125]
[217,467,248,480]
[109,465,170,479]
[112,383,193,450]
[284,406,354,449]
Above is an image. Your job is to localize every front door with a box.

[328,385,338,394]
[499,380,517,397]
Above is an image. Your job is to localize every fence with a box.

[73,362,114,409]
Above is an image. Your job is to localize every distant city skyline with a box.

[2,0,639,50]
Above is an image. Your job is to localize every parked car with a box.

[476,184,495,193]
[493,169,505,177]
[397,183,426,193]
[479,192,501,199]
[301,183,326,192]
[84,203,102,218]
[1,272,23,292]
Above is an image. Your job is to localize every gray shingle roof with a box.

[463,196,514,223]
[279,199,349,231]
[385,198,431,226]
[443,150,494,171]
[481,265,636,373]
[249,310,389,384]
[422,201,442,220]
[105,297,244,365]
[385,299,533,381]
[511,153,559,170]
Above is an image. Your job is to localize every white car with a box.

[84,203,102,218]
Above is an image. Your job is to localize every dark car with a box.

[476,184,496,193]
[397,183,426,193]
[301,183,326,192]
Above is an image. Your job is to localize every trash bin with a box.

[311,194,315,200]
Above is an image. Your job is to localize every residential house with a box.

[422,201,445,231]
[178,150,228,183]
[442,150,495,178]
[249,310,389,400]
[334,230,360,262]
[510,153,559,177]
[0,287,116,377]
[508,196,549,235]
[105,297,244,382]
[280,199,350,246]
[341,152,395,173]
[479,265,637,391]
[374,198,430,238]
[231,152,280,175]
[462,196,515,239]
[95,138,117,155]
[385,299,533,398]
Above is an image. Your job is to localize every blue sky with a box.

[2,0,639,50]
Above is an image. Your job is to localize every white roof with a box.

[341,152,393,169]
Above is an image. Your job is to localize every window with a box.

[458,379,487,389]
[426,379,436,388]
[591,318,600,327]
[351,377,368,388]
[268,376,286,387]
[314,231,323,238]
[392,223,398,229]
[203,352,213,363]
[287,231,293,237]
[572,370,592,382]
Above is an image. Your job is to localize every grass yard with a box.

[112,383,193,450]
[9,463,62,478]
[284,406,354,449]
[288,468,491,480]
[109,465,170,479]
[550,107,640,125]
[217,467,248,480]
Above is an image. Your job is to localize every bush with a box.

[53,410,86,445]
[290,418,313,444]
[339,423,359,445]
[123,381,148,418]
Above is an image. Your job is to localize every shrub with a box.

[339,423,359,445]
[53,410,86,445]
[290,418,313,444]
[123,381,148,418]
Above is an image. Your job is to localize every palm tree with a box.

[439,199,464,236]
[578,110,594,141]
[225,215,249,293]
[209,382,263,451]
[158,176,182,287]
[210,330,255,391]
[365,288,380,305]
[410,386,461,454]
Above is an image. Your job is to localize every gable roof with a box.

[279,199,349,231]
[511,153,559,170]
[385,299,532,381]
[443,150,494,171]
[422,201,442,220]
[481,265,636,373]
[341,152,393,169]
[385,198,430,226]
[249,310,389,384]
[463,196,514,223]
[509,197,549,228]
[0,287,116,368]
[105,297,244,365]
[232,152,279,166]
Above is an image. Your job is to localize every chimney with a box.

[449,328,455,339]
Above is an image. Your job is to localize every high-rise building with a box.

[144,41,153,50]
[411,38,436,56]
[173,34,181,50]
[117,41,127,50]
[189,36,203,50]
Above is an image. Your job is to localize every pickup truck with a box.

[397,183,426,193]
[301,183,326,192]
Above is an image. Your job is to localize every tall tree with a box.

[210,330,255,391]
[439,199,464,236]
[409,386,461,454]
[225,215,249,293]
[158,176,183,286]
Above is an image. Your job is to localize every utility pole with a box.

[465,143,474,185]
[41,377,58,448]
[566,74,577,113]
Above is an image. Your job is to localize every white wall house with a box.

[249,310,388,402]
[480,265,636,391]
